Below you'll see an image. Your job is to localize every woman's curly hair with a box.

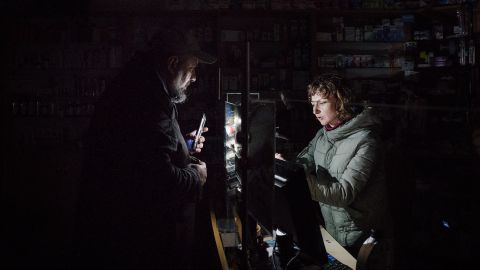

[307,73,355,122]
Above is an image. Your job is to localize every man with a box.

[73,27,216,270]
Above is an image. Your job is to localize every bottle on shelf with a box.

[468,39,475,65]
[456,9,466,36]
[459,39,466,66]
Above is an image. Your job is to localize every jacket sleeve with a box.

[296,129,323,174]
[138,113,203,203]
[307,137,378,207]
[152,151,202,203]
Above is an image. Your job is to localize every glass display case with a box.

[224,101,242,193]
[210,99,276,269]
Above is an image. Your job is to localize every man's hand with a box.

[186,127,208,154]
[190,160,207,186]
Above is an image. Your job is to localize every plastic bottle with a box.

[468,40,475,65]
[456,9,465,35]
[459,39,466,66]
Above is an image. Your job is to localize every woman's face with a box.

[310,92,342,127]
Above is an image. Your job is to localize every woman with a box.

[292,73,394,269]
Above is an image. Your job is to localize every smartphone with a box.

[193,113,207,150]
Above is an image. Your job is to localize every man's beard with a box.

[167,78,187,103]
[171,87,187,104]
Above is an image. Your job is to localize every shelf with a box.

[55,95,100,100]
[414,34,470,42]
[316,67,404,80]
[315,42,404,52]
[318,67,402,70]
[86,3,469,17]
[13,41,124,49]
[11,68,121,75]
[91,8,313,17]
[415,65,474,72]
[312,8,414,16]
[219,40,298,45]
[416,4,465,15]
[12,116,93,121]
[221,66,308,72]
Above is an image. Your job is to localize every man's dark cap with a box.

[148,27,216,64]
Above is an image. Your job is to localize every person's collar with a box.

[155,70,171,97]
[155,71,178,119]
[324,122,343,131]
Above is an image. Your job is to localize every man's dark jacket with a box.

[73,52,203,269]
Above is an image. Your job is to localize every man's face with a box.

[169,55,199,103]
[310,92,341,127]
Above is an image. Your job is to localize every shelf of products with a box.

[7,3,478,150]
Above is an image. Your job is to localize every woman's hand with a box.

[275,153,286,161]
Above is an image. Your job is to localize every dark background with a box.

[3,1,480,269]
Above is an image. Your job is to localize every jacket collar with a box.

[323,108,378,142]
[155,71,177,120]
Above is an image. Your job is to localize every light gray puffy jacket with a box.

[296,108,391,247]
